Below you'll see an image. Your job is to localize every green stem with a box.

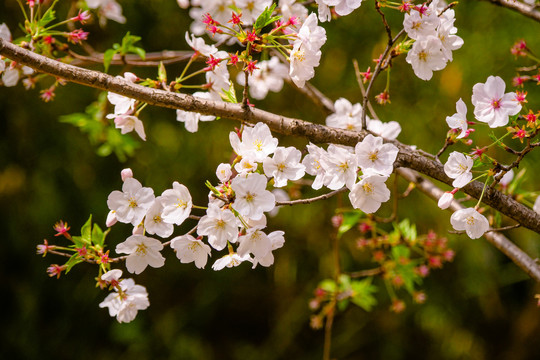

[475,174,491,209]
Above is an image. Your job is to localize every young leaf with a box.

[80,215,93,245]
[337,211,362,238]
[103,49,118,73]
[64,253,83,274]
[350,278,378,312]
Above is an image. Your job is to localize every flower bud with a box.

[216,163,232,182]
[123,72,138,83]
[438,192,454,209]
[121,168,133,181]
[106,210,117,227]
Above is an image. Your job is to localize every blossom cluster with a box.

[404,0,463,80]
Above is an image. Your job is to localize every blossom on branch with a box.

[99,278,149,323]
[115,235,166,274]
[471,76,522,128]
[170,235,212,269]
[107,178,155,226]
[450,208,489,239]
[443,151,474,188]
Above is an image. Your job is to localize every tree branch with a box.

[397,168,540,283]
[2,38,540,235]
[481,0,540,22]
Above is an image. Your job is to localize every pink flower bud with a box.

[106,210,117,227]
[438,192,454,210]
[132,224,144,235]
[121,168,133,181]
[123,72,138,83]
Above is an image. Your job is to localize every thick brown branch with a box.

[397,168,540,283]
[481,0,540,22]
[2,38,540,235]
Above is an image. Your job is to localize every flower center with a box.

[338,162,349,173]
[277,163,286,172]
[253,139,263,151]
[466,216,476,225]
[362,182,374,194]
[153,215,162,224]
[136,243,148,256]
[245,192,255,202]
[216,219,226,229]
[176,199,187,209]
[418,50,428,62]
[491,99,501,109]
[128,197,138,208]
[369,151,379,162]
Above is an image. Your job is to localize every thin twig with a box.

[276,188,346,206]
[349,267,383,278]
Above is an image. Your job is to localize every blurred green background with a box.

[1,1,540,359]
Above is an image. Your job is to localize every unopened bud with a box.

[121,168,133,181]
[106,210,117,227]
[437,192,454,210]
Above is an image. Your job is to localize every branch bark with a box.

[2,38,540,235]
[397,168,540,283]
[480,0,540,22]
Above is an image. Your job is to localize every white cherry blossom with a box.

[107,177,155,226]
[236,57,289,100]
[355,134,398,176]
[99,278,149,323]
[263,146,306,187]
[251,230,285,268]
[450,208,489,239]
[237,228,272,260]
[1,68,19,87]
[349,174,391,213]
[446,98,468,138]
[176,92,216,133]
[320,144,358,190]
[106,114,146,141]
[322,0,363,16]
[160,182,193,225]
[302,143,329,190]
[116,235,165,274]
[406,36,447,81]
[236,0,273,24]
[216,163,232,183]
[144,198,174,238]
[212,253,252,271]
[231,172,276,220]
[403,11,439,40]
[197,204,240,250]
[170,235,212,269]
[185,32,218,57]
[367,119,402,140]
[326,98,363,131]
[444,151,474,188]
[471,76,522,128]
[438,191,454,210]
[229,122,278,162]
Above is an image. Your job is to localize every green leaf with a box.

[92,223,105,247]
[319,279,337,293]
[253,4,277,32]
[71,235,84,248]
[220,81,238,104]
[397,219,417,243]
[337,211,362,238]
[80,215,93,245]
[103,49,118,73]
[130,47,146,60]
[158,61,167,83]
[37,0,59,27]
[350,278,378,312]
[391,245,410,261]
[64,253,83,274]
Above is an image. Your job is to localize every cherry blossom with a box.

[302,143,329,190]
[320,144,358,190]
[446,98,468,138]
[450,208,489,239]
[367,119,402,140]
[107,177,155,226]
[251,231,285,268]
[0,23,12,42]
[176,92,216,133]
[348,174,391,213]
[99,278,149,323]
[471,76,522,128]
[185,32,218,57]
[237,228,272,260]
[236,57,289,100]
[322,0,363,16]
[160,182,193,225]
[116,235,165,274]
[86,0,126,26]
[212,253,252,271]
[144,198,174,238]
[197,204,240,250]
[170,235,212,269]
[235,0,273,24]
[229,122,278,162]
[216,163,232,183]
[443,151,474,188]
[107,114,146,141]
[231,173,276,220]
[1,68,19,87]
[403,11,439,40]
[355,134,398,176]
[326,98,364,131]
[406,36,447,81]
[263,146,306,187]
[437,191,455,210]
